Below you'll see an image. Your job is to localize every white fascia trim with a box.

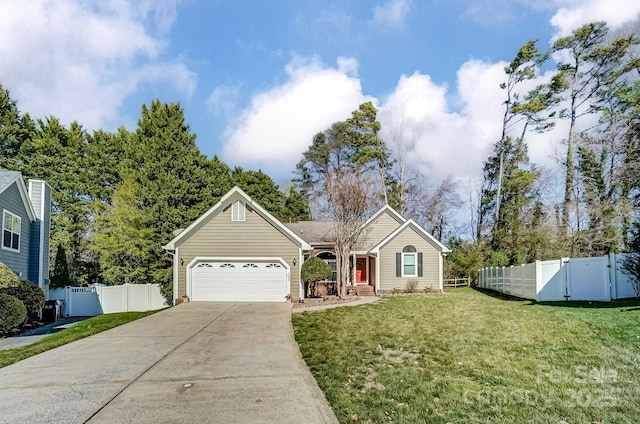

[2,175,37,222]
[351,250,373,255]
[372,219,450,253]
[360,204,406,231]
[163,187,311,251]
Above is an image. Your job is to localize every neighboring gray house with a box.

[0,169,51,296]
[163,186,449,304]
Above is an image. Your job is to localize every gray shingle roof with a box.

[284,221,337,244]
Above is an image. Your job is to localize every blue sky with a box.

[1,0,639,189]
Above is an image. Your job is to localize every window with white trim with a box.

[231,200,245,221]
[2,210,21,252]
[401,245,417,277]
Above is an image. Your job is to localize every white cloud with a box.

[376,63,504,185]
[372,0,412,30]
[221,57,372,177]
[221,56,566,189]
[550,0,640,37]
[0,0,194,130]
[376,59,577,194]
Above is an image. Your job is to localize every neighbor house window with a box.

[401,245,417,277]
[231,200,245,221]
[2,210,21,252]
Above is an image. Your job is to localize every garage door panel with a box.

[190,260,288,302]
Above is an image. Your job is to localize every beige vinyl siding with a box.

[378,228,440,292]
[359,211,402,250]
[176,204,301,300]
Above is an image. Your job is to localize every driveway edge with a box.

[288,305,339,424]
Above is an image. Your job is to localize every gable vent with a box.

[232,200,245,221]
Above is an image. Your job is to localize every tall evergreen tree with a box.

[94,177,156,285]
[0,83,33,171]
[130,100,222,295]
[282,186,311,222]
[19,118,92,283]
[231,167,285,219]
[480,136,539,264]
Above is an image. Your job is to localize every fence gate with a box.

[566,257,610,301]
[67,287,100,316]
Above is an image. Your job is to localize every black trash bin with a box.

[42,300,61,323]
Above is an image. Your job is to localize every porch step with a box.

[355,285,376,296]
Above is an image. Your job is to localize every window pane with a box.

[12,233,19,250]
[403,253,416,276]
[3,213,10,230]
[12,216,20,234]
[3,230,10,248]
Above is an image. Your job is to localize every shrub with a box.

[424,286,433,294]
[301,257,332,283]
[406,279,418,293]
[0,293,27,333]
[0,280,45,314]
[302,257,333,298]
[0,262,20,289]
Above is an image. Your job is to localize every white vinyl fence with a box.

[478,253,638,302]
[49,284,168,317]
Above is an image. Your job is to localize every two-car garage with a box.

[189,258,289,302]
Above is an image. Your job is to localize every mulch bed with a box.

[293,295,363,309]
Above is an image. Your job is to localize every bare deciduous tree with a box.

[405,174,461,242]
[326,171,372,298]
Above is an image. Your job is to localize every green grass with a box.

[292,288,640,424]
[0,310,158,369]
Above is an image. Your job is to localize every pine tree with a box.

[50,244,71,288]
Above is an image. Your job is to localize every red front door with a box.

[356,258,367,283]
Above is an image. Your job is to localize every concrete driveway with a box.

[0,303,337,424]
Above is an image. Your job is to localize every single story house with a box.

[163,186,449,304]
[0,169,51,295]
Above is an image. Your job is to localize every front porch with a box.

[307,250,376,297]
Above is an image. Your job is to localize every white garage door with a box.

[190,260,288,302]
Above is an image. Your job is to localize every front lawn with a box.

[0,310,158,369]
[292,288,640,423]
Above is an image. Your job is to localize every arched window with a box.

[401,245,417,277]
[316,251,337,281]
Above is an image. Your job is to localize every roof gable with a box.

[163,186,311,251]
[361,204,405,230]
[0,169,36,222]
[372,219,450,253]
[357,205,406,250]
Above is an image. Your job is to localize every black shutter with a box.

[396,253,401,277]
[418,253,423,277]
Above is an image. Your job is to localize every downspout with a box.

[166,249,177,305]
